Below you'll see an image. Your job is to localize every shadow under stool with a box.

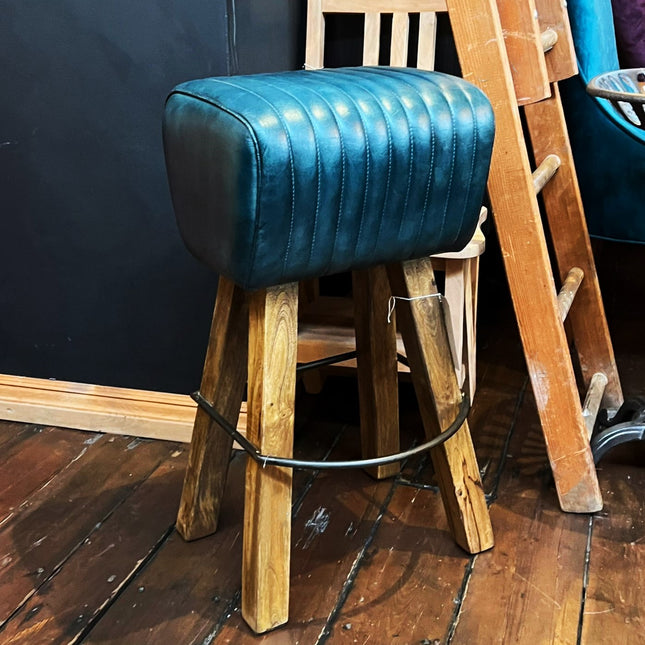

[163,66,495,634]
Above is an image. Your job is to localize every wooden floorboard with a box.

[451,388,591,645]
[0,242,643,643]
[580,464,645,644]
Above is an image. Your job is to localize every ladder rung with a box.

[532,154,561,194]
[557,266,584,321]
[541,28,558,54]
[582,372,609,439]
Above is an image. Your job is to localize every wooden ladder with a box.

[446,0,622,512]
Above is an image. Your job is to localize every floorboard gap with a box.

[445,555,477,644]
[315,478,399,645]
[291,424,347,519]
[0,447,172,635]
[198,591,241,645]
[486,377,529,504]
[76,523,177,644]
[576,515,594,645]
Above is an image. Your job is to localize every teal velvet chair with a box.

[562,0,645,243]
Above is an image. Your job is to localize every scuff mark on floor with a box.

[297,506,330,549]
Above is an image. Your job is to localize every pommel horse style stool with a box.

[163,66,495,633]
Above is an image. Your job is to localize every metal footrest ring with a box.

[191,389,470,471]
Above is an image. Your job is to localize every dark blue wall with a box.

[0,0,305,392]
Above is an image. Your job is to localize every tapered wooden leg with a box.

[387,258,493,554]
[176,277,248,541]
[352,267,400,479]
[242,282,298,633]
[465,256,480,404]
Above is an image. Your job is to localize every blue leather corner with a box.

[163,67,494,290]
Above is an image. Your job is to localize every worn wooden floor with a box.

[0,241,643,644]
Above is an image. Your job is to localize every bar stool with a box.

[163,66,495,633]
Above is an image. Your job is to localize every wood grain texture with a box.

[81,453,248,645]
[417,12,438,70]
[387,258,493,554]
[581,466,645,643]
[176,277,248,541]
[524,85,623,410]
[0,426,93,526]
[363,13,381,66]
[0,434,173,625]
[217,453,394,642]
[390,12,410,66]
[325,483,471,643]
[322,0,447,12]
[452,389,590,644]
[0,374,198,442]
[305,0,324,69]
[243,283,299,633]
[0,450,185,645]
[496,0,551,104]
[535,0,578,82]
[448,0,603,512]
[0,251,642,643]
[352,267,400,480]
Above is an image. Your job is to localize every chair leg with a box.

[464,255,480,404]
[443,256,480,404]
[387,258,493,554]
[352,266,400,479]
[242,282,298,633]
[442,258,467,389]
[176,277,248,541]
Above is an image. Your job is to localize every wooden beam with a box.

[322,0,447,12]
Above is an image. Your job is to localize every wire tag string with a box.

[387,293,442,323]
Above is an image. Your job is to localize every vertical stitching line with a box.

[438,90,457,243]
[256,76,322,267]
[449,85,481,247]
[303,70,376,259]
[353,71,415,244]
[294,78,347,274]
[362,69,451,255]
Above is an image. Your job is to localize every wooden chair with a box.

[298,5,488,404]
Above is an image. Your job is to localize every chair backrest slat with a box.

[304,0,325,69]
[390,12,410,66]
[306,0,442,71]
[363,13,381,66]
[417,12,438,70]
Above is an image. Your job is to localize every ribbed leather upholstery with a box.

[163,67,494,290]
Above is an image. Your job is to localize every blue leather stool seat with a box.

[163,67,494,290]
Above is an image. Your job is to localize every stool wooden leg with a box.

[242,282,298,633]
[387,258,494,554]
[176,277,248,541]
[352,267,400,479]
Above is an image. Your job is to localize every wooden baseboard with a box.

[0,374,247,443]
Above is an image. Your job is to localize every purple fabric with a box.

[611,0,645,67]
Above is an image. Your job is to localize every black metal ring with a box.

[191,389,470,471]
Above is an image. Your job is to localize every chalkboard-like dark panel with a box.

[0,0,304,393]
